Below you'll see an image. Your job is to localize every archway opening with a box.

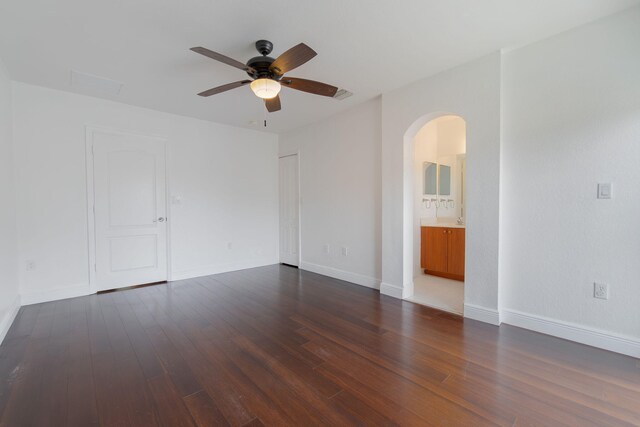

[403,113,467,315]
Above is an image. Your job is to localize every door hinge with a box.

[94,263,97,272]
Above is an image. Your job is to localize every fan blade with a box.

[191,47,255,73]
[269,43,317,75]
[280,77,338,97]
[197,80,251,97]
[264,95,281,112]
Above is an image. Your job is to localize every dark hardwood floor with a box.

[1,265,639,426]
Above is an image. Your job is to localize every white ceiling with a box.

[0,0,637,133]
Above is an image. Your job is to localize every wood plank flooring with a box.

[1,264,639,426]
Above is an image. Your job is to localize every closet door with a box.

[279,154,300,266]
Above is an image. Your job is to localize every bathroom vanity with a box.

[421,225,465,281]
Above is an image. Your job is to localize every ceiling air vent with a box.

[333,89,353,101]
[70,70,123,95]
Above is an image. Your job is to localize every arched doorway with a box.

[402,111,466,314]
[401,112,467,315]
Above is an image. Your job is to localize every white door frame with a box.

[85,125,171,294]
[278,151,301,267]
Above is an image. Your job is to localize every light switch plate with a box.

[597,183,612,199]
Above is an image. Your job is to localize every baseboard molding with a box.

[171,258,279,281]
[21,284,93,306]
[501,309,640,358]
[18,260,278,306]
[300,262,381,291]
[380,282,413,299]
[0,295,21,345]
[464,303,501,326]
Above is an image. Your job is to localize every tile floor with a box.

[406,273,464,315]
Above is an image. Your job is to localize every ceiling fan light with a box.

[250,78,281,99]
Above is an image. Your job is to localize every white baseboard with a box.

[300,262,381,291]
[380,282,412,299]
[0,295,21,345]
[464,303,501,326]
[171,258,279,281]
[501,309,640,358]
[21,284,93,306]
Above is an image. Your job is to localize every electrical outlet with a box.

[594,282,609,300]
[597,183,612,199]
[26,260,36,271]
[324,244,330,254]
[341,247,348,256]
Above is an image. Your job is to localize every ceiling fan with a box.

[190,40,338,113]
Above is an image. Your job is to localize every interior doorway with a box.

[405,115,466,314]
[86,127,169,292]
[279,154,300,266]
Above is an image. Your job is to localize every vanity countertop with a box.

[420,218,465,228]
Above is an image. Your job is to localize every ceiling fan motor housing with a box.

[246,55,277,79]
[246,40,280,80]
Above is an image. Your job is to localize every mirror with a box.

[423,162,437,195]
[438,165,451,196]
[421,155,465,220]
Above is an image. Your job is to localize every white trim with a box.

[501,309,640,358]
[85,127,97,294]
[300,262,381,291]
[21,284,93,306]
[464,303,501,325]
[171,259,278,281]
[0,295,21,345]
[380,281,412,299]
[85,125,170,293]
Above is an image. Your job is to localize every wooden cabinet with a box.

[446,228,465,278]
[421,226,465,281]
[421,227,447,273]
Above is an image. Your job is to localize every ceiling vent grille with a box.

[333,89,353,101]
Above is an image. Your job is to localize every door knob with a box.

[154,217,166,223]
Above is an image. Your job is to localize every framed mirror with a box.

[438,164,451,196]
[423,162,437,195]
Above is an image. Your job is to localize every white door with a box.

[279,154,300,266]
[91,129,168,291]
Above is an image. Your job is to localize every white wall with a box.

[279,99,382,288]
[0,58,20,342]
[12,83,279,303]
[381,53,502,324]
[501,8,640,340]
[414,120,438,220]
